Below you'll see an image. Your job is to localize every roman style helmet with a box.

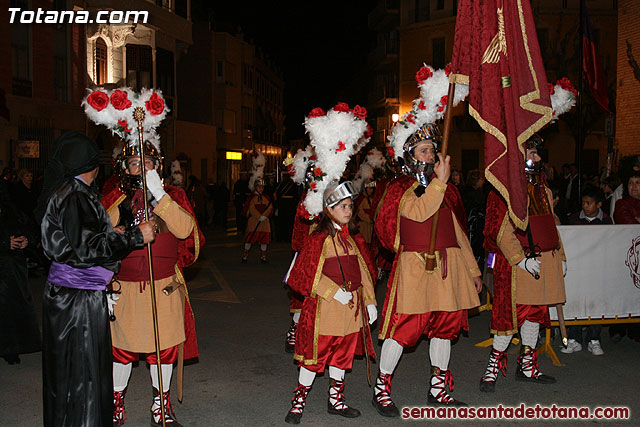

[323,181,358,209]
[402,123,442,186]
[119,136,163,191]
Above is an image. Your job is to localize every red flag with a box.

[450,0,552,230]
[582,0,610,113]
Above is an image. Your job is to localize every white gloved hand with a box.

[145,170,167,202]
[562,260,567,277]
[333,289,353,305]
[367,304,377,325]
[258,215,267,222]
[517,257,541,276]
[107,293,120,317]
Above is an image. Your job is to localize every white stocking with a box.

[429,338,451,371]
[113,362,132,392]
[150,363,173,393]
[379,339,404,375]
[298,367,316,387]
[244,243,251,251]
[492,334,512,352]
[292,312,301,324]
[520,320,540,348]
[329,366,345,381]
[260,244,267,251]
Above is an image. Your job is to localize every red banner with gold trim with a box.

[450,0,552,230]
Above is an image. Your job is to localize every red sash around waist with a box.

[322,255,362,291]
[515,214,559,252]
[400,207,459,252]
[117,232,179,281]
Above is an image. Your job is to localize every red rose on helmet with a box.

[437,95,448,112]
[334,102,350,113]
[310,182,317,191]
[336,141,346,152]
[286,164,295,176]
[87,90,109,111]
[352,105,367,120]
[117,119,132,133]
[308,107,326,118]
[406,113,416,124]
[444,63,452,76]
[416,66,432,84]
[314,167,323,177]
[548,83,555,95]
[418,100,426,110]
[387,147,395,157]
[557,77,577,97]
[145,92,165,116]
[110,90,132,111]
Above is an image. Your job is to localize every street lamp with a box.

[392,113,399,123]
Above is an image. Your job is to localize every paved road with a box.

[1,224,638,426]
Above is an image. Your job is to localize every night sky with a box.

[195,1,377,140]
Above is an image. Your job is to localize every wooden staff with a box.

[425,83,456,272]
[133,106,166,427]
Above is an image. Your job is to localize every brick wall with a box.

[616,0,640,158]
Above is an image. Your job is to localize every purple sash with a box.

[47,262,114,291]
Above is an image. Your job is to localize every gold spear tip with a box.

[133,106,145,122]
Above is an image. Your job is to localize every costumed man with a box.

[285,181,377,424]
[374,123,482,414]
[242,150,273,263]
[38,132,155,426]
[479,135,565,392]
[283,148,319,353]
[284,193,319,353]
[102,140,204,426]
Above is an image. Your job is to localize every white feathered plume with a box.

[289,146,315,184]
[549,78,577,122]
[387,64,468,160]
[248,150,266,191]
[82,87,170,146]
[302,103,369,216]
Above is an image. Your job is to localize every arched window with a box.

[95,38,107,85]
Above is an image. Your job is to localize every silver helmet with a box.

[524,134,544,179]
[323,181,358,209]
[119,140,163,191]
[402,123,441,186]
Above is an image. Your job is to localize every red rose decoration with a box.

[334,102,350,113]
[418,100,426,110]
[416,66,432,84]
[387,147,395,157]
[117,119,132,133]
[310,182,317,190]
[336,141,346,152]
[556,77,577,97]
[437,105,445,112]
[310,155,317,161]
[548,83,555,95]
[444,63,452,77]
[352,105,367,120]
[440,95,448,106]
[286,164,295,176]
[406,113,416,124]
[308,107,326,118]
[314,167,323,177]
[87,90,109,111]
[145,92,165,116]
[110,90,132,111]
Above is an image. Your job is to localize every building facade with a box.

[2,0,199,186]
[366,0,618,177]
